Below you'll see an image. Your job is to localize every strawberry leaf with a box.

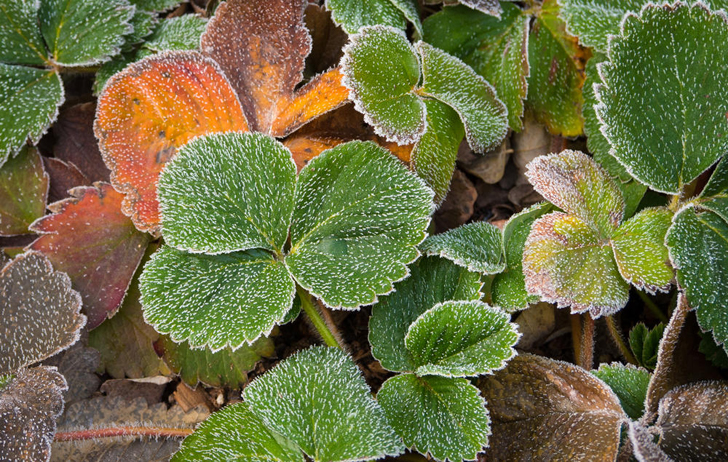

[591,363,650,420]
[425,0,502,17]
[698,156,728,224]
[0,147,48,236]
[419,221,505,274]
[558,0,644,51]
[325,0,416,35]
[0,0,48,66]
[629,322,664,371]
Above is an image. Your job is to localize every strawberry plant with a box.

[2,0,728,461]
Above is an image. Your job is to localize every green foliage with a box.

[0,147,48,236]
[697,156,728,224]
[0,0,48,65]
[629,323,664,370]
[325,0,422,37]
[592,363,650,420]
[420,221,504,274]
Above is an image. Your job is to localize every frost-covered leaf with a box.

[592,363,650,420]
[28,183,151,328]
[492,202,552,312]
[558,0,644,51]
[655,381,728,460]
[0,147,48,236]
[143,15,208,53]
[698,156,728,224]
[52,103,110,183]
[325,0,419,35]
[140,246,295,351]
[0,252,85,375]
[666,206,728,352]
[611,207,673,294]
[0,366,66,462]
[0,64,63,163]
[172,402,304,462]
[596,3,728,194]
[121,10,156,53]
[159,133,295,255]
[417,41,508,153]
[526,150,623,238]
[129,0,182,12]
[243,346,404,462]
[405,300,519,377]
[370,256,483,372]
[0,0,48,66]
[411,98,464,204]
[286,141,433,309]
[157,335,274,389]
[479,354,626,460]
[39,0,134,66]
[420,221,504,274]
[378,374,489,462]
[425,0,502,17]
[423,3,529,131]
[341,26,425,144]
[629,322,664,370]
[94,51,248,235]
[523,211,630,317]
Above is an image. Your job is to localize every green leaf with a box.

[596,3,728,194]
[416,41,508,153]
[39,0,134,66]
[629,322,664,370]
[121,10,156,52]
[558,0,645,52]
[172,402,304,462]
[666,206,728,353]
[157,335,274,389]
[159,132,296,255]
[526,150,624,238]
[592,363,650,420]
[143,15,208,52]
[698,156,728,224]
[406,300,519,377]
[286,140,433,309]
[527,0,585,137]
[377,374,490,462]
[341,26,425,143]
[419,221,505,274]
[425,0,502,17]
[369,256,483,372]
[243,346,404,462]
[523,212,630,317]
[0,64,63,164]
[611,207,673,293]
[492,202,552,312]
[129,0,182,12]
[0,147,48,236]
[389,0,423,38]
[423,3,529,131]
[140,246,295,351]
[326,0,421,37]
[411,98,465,204]
[699,331,728,369]
[0,0,48,65]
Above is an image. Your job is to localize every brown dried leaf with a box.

[42,157,88,203]
[0,147,48,236]
[479,353,626,461]
[305,4,347,75]
[53,103,110,183]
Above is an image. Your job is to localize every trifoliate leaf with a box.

[423,3,529,131]
[592,363,650,420]
[0,147,48,236]
[611,207,673,294]
[666,206,728,352]
[405,300,519,377]
[39,0,134,66]
[629,322,665,370]
[370,256,483,372]
[596,3,728,194]
[0,252,85,375]
[28,183,151,328]
[0,367,67,461]
[526,150,623,238]
[420,221,505,274]
[492,202,552,312]
[341,26,426,144]
[286,140,433,309]
[411,98,464,204]
[417,41,508,153]
[159,133,296,255]
[94,51,249,235]
[157,335,274,389]
[140,246,295,351]
[325,0,408,34]
[523,212,630,317]
[0,0,48,66]
[377,374,490,462]
[0,64,63,164]
[558,0,644,51]
[527,0,585,137]
[143,15,208,53]
[698,156,728,224]
[172,402,304,462]
[243,346,405,462]
[480,354,626,460]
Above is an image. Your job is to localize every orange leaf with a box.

[283,135,348,171]
[94,52,249,235]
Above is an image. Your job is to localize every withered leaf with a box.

[53,103,110,183]
[42,157,88,203]
[0,147,48,236]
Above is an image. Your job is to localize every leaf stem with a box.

[573,314,595,370]
[637,290,668,323]
[296,285,344,350]
[54,426,192,441]
[605,315,638,365]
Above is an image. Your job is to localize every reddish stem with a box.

[54,426,193,442]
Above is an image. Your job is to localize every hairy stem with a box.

[637,290,668,323]
[605,315,638,365]
[54,426,192,442]
[578,314,595,370]
[297,285,344,350]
